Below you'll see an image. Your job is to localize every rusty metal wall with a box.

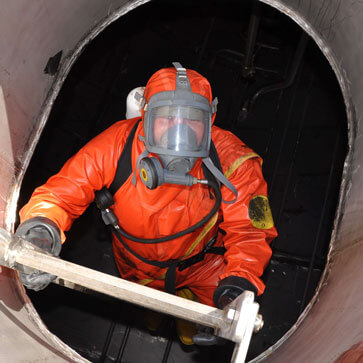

[0,0,362,362]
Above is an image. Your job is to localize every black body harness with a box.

[95,119,226,294]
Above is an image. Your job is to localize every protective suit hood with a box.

[142,64,217,160]
[142,65,216,121]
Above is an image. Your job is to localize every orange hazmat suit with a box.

[20,67,277,306]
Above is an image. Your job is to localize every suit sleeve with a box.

[218,157,277,295]
[19,122,126,242]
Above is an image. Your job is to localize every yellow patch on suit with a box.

[248,195,274,229]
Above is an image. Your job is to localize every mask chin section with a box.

[161,155,196,174]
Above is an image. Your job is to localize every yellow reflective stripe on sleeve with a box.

[224,152,260,179]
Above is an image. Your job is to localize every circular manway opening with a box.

[18,0,348,361]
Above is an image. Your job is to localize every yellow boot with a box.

[175,288,198,346]
[145,309,166,333]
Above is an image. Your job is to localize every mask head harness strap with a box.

[212,97,218,114]
[172,62,218,114]
[172,62,192,91]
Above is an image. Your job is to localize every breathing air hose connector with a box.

[95,188,114,210]
[95,188,119,227]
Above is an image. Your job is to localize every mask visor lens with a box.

[150,105,209,153]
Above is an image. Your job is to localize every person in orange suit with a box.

[16,62,277,345]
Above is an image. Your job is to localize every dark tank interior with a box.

[17,0,348,361]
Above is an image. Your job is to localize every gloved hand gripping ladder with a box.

[0,227,263,363]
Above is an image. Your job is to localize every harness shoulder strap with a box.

[109,119,141,195]
[202,141,222,181]
[210,141,223,172]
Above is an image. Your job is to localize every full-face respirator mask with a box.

[138,63,228,192]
